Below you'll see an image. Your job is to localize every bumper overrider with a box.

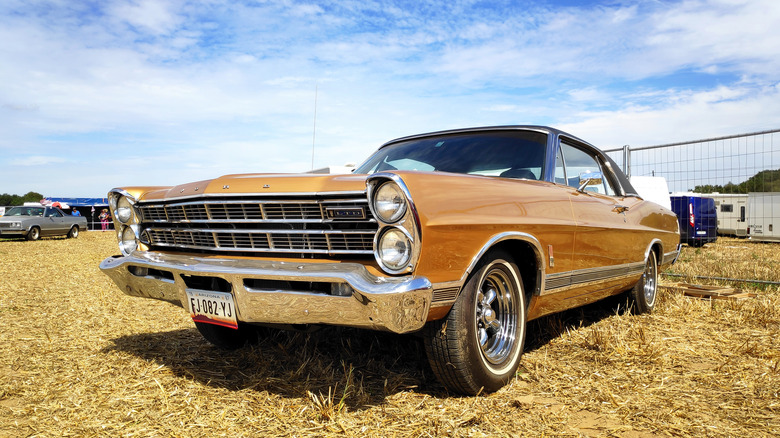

[100,251,433,334]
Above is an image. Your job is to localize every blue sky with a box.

[1,0,779,197]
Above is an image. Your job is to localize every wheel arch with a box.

[644,238,663,265]
[459,232,545,305]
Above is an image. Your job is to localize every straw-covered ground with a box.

[0,232,777,437]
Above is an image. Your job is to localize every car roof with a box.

[378,125,638,197]
[380,125,593,148]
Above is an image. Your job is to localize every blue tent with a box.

[44,198,112,230]
[45,197,108,207]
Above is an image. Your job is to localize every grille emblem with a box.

[326,207,366,220]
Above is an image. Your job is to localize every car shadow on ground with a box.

[104,292,636,407]
[525,292,636,353]
[104,324,441,408]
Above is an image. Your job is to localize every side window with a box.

[560,142,611,195]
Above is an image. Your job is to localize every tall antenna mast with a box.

[311,84,318,171]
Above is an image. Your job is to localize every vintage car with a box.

[0,205,87,240]
[100,126,680,395]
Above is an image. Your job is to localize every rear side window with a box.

[557,142,616,196]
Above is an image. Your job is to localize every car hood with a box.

[127,173,370,202]
[0,215,29,221]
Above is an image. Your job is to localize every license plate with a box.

[696,231,707,235]
[186,290,238,330]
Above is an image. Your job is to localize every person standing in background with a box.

[99,209,110,231]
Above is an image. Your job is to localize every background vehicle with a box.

[0,205,87,240]
[709,193,748,237]
[100,126,680,395]
[630,176,671,210]
[671,194,717,247]
[747,192,780,242]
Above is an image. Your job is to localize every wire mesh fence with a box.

[605,129,780,243]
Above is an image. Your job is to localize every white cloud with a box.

[107,0,184,35]
[558,84,780,149]
[0,0,778,197]
[10,155,68,166]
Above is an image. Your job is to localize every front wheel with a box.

[629,251,658,314]
[424,250,527,395]
[67,226,79,238]
[26,227,40,241]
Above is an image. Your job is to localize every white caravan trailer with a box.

[709,193,749,237]
[748,192,780,242]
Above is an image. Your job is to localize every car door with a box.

[43,207,67,235]
[556,141,645,293]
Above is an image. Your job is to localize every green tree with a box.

[693,169,780,193]
[0,192,44,206]
[22,192,44,203]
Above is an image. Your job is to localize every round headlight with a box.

[116,196,134,224]
[373,182,407,223]
[377,228,412,272]
[119,226,138,255]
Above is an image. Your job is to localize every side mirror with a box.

[577,171,603,192]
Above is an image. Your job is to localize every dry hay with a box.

[0,234,777,437]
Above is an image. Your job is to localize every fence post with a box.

[622,144,631,177]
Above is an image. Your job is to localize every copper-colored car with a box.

[100,126,680,394]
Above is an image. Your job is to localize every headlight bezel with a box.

[372,181,408,224]
[108,189,141,256]
[119,225,139,255]
[367,174,422,275]
[375,226,414,274]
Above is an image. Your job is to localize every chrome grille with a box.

[145,229,374,254]
[139,199,368,223]
[138,196,376,255]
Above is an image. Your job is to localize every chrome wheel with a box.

[476,265,518,368]
[423,250,527,395]
[27,227,40,241]
[629,250,659,314]
[642,252,658,307]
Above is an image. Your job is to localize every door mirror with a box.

[577,172,603,192]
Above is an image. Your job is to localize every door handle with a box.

[613,205,629,214]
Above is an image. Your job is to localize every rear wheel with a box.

[629,251,658,314]
[67,226,79,238]
[26,227,40,241]
[424,250,526,395]
[195,322,257,350]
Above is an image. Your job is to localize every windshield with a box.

[5,206,45,216]
[355,130,548,179]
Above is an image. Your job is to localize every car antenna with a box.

[311,84,318,171]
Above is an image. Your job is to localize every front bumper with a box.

[0,229,28,238]
[100,251,432,334]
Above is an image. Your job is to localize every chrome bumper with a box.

[100,252,432,334]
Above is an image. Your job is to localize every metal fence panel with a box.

[605,129,780,242]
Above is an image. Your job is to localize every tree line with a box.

[0,192,45,206]
[692,169,780,194]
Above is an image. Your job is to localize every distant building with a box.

[308,163,357,174]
